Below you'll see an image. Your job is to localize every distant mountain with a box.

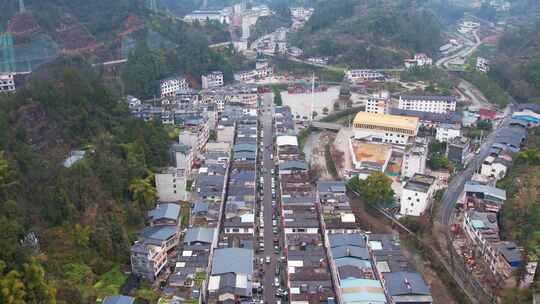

[289,0,443,68]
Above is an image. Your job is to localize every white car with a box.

[274,277,280,287]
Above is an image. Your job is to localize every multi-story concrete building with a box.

[160,76,189,98]
[155,168,188,202]
[404,53,433,68]
[0,73,16,93]
[435,123,462,142]
[398,95,457,114]
[183,10,229,24]
[401,139,428,179]
[476,57,489,73]
[366,91,390,114]
[202,71,224,89]
[353,112,419,145]
[400,174,436,216]
[446,136,470,164]
[130,225,180,281]
[345,69,384,83]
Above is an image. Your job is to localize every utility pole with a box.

[310,72,315,121]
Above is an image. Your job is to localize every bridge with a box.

[310,121,342,131]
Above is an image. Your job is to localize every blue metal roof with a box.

[211,248,253,275]
[340,278,387,303]
[148,203,180,221]
[102,295,135,304]
[184,227,215,244]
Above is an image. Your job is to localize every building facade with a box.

[160,76,190,98]
[398,95,457,114]
[353,112,419,145]
[202,71,224,89]
[0,73,15,93]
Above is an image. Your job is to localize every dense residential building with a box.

[0,73,16,92]
[353,112,420,145]
[512,110,540,127]
[398,95,457,114]
[435,123,462,142]
[446,136,470,164]
[382,272,433,304]
[147,203,181,227]
[400,174,436,216]
[130,225,180,281]
[462,210,522,278]
[202,71,224,89]
[160,76,190,98]
[404,53,433,68]
[345,69,384,83]
[207,248,254,303]
[366,91,390,114]
[183,10,229,23]
[480,152,512,181]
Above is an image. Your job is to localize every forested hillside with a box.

[289,0,442,67]
[0,58,170,304]
[489,22,540,103]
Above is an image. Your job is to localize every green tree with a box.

[273,89,283,106]
[21,259,56,304]
[129,176,157,210]
[0,151,17,198]
[0,261,25,304]
[347,173,394,206]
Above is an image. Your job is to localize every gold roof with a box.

[353,112,419,132]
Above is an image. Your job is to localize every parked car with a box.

[274,277,280,287]
[266,256,271,264]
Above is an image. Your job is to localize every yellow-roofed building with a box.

[353,112,419,145]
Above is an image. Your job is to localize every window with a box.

[416,199,420,202]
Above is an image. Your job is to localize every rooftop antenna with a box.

[19,0,26,13]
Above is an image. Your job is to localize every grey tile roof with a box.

[331,245,370,260]
[184,227,215,244]
[212,248,253,275]
[383,272,431,296]
[139,225,177,241]
[464,183,507,201]
[400,95,456,102]
[233,143,257,153]
[148,203,180,222]
[389,108,462,124]
[328,233,367,248]
[317,181,346,193]
[279,160,308,171]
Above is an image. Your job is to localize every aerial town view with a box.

[0,0,540,303]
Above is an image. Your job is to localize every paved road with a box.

[438,104,514,226]
[261,93,277,303]
[436,29,481,70]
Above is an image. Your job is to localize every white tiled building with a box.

[398,95,457,114]
[365,91,390,114]
[160,76,190,98]
[435,123,461,142]
[476,57,489,73]
[202,71,224,89]
[345,69,384,83]
[400,174,436,216]
[0,73,15,93]
[155,168,188,202]
[404,53,433,68]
